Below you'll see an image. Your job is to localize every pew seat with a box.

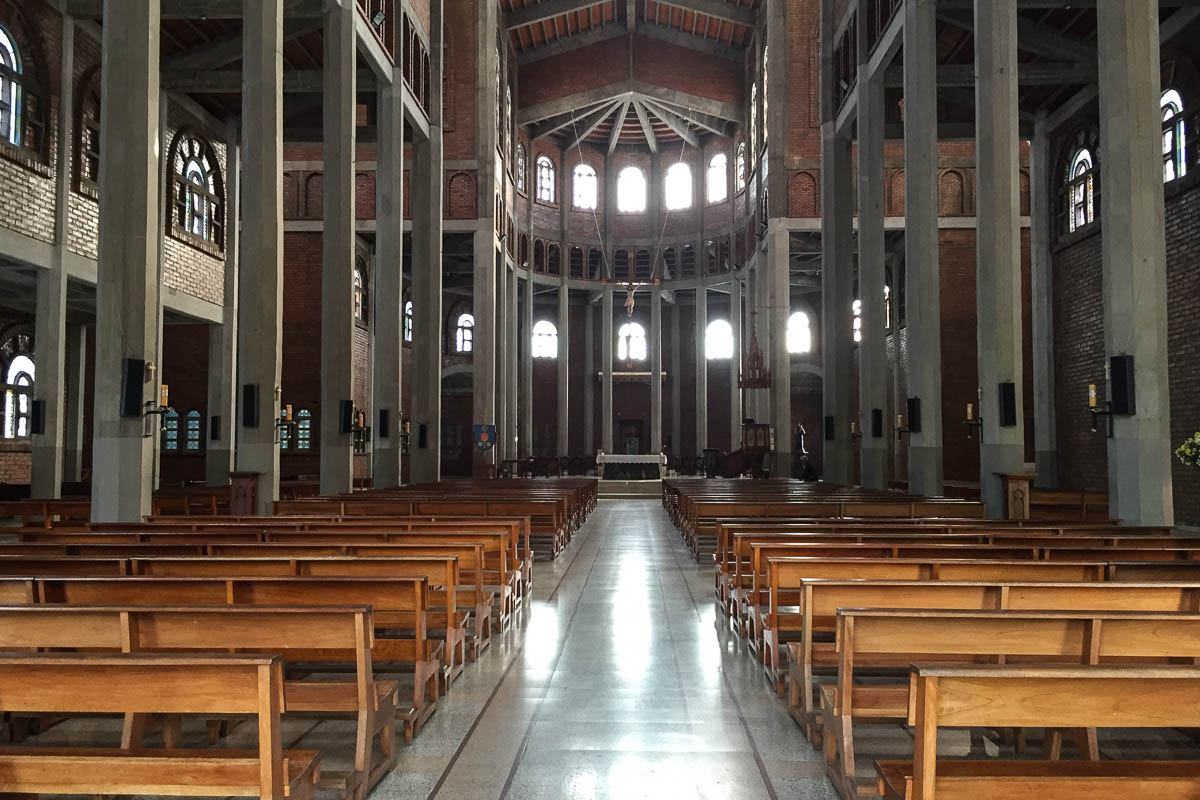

[874,759,1200,800]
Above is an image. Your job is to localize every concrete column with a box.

[31,15,73,499]
[494,263,508,460]
[471,0,499,477]
[583,300,595,454]
[519,276,533,458]
[601,286,614,451]
[1030,113,1057,489]
[409,0,444,484]
[730,276,743,449]
[372,75,404,487]
[650,287,663,453]
[556,285,570,456]
[768,224,792,475]
[670,301,681,455]
[975,0,1025,517]
[695,287,708,453]
[1097,2,1174,526]
[319,0,356,495]
[63,323,87,483]
[91,0,160,521]
[903,0,944,496]
[819,130,855,487]
[506,266,519,460]
[206,119,239,488]
[856,62,889,490]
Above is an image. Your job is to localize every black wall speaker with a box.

[1110,355,1136,415]
[210,415,221,442]
[339,400,354,434]
[120,357,145,418]
[378,409,390,438]
[998,382,1018,427]
[418,423,428,449]
[824,415,836,441]
[871,408,884,438]
[906,397,922,434]
[241,384,259,428]
[30,400,45,435]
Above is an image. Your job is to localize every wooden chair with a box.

[0,652,319,800]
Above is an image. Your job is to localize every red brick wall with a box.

[159,324,210,486]
[0,2,60,246]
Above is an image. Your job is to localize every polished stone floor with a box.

[371,498,837,800]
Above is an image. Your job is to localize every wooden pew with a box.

[822,609,1200,799]
[781,579,1200,738]
[0,652,319,800]
[0,553,469,688]
[4,575,441,742]
[0,604,391,799]
[875,664,1200,800]
[756,558,1107,688]
[16,528,525,629]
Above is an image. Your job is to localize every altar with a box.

[596,452,667,480]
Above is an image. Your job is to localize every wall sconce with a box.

[1087,383,1114,438]
[352,408,371,454]
[964,402,983,440]
[850,421,862,444]
[275,404,297,445]
[896,413,910,443]
[143,384,172,438]
[399,417,412,454]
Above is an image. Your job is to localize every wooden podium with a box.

[229,472,259,516]
[998,473,1033,520]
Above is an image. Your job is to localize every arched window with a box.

[161,408,179,451]
[749,83,758,157]
[516,145,526,193]
[1,353,32,439]
[787,311,812,354]
[707,153,728,204]
[617,322,647,361]
[664,162,692,210]
[852,299,863,343]
[761,46,769,145]
[296,409,312,450]
[617,167,646,213]
[169,130,225,250]
[353,264,368,322]
[185,410,202,451]
[536,155,555,203]
[532,319,558,358]
[705,319,733,359]
[455,313,475,353]
[0,25,22,147]
[735,143,747,192]
[279,407,291,448]
[404,299,414,342]
[1162,89,1187,183]
[1067,148,1095,233]
[77,66,102,192]
[573,163,597,210]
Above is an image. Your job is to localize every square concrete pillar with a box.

[1097,1,1175,526]
[91,0,162,522]
[372,76,404,488]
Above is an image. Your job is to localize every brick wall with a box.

[159,323,210,486]
[0,443,31,484]
[0,2,59,247]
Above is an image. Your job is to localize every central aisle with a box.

[374,499,837,800]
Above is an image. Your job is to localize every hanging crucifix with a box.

[625,282,635,317]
